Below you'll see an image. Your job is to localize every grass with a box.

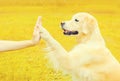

[0,2,120,81]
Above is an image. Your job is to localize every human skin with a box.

[0,16,41,52]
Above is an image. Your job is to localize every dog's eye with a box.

[75,19,79,22]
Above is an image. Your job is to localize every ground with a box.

[0,1,120,81]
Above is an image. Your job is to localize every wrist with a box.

[30,40,38,46]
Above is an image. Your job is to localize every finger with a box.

[33,25,40,34]
[36,16,42,26]
[34,26,39,32]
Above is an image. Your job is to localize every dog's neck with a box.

[77,26,105,45]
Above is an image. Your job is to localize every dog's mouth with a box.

[63,29,79,35]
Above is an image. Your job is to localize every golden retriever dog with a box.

[38,13,120,81]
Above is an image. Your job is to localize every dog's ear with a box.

[82,22,89,35]
[82,16,96,35]
[82,23,89,35]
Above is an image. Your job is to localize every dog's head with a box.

[61,12,98,37]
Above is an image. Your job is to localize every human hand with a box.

[32,16,42,45]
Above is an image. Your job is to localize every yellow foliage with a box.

[0,0,120,81]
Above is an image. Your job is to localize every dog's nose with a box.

[61,22,65,27]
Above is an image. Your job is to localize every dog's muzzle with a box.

[63,29,78,35]
[61,22,78,35]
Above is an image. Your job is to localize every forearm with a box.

[0,40,35,52]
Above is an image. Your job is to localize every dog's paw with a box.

[36,16,51,41]
[39,26,51,40]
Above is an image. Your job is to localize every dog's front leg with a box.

[37,17,71,71]
[40,26,72,70]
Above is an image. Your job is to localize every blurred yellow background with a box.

[0,0,120,81]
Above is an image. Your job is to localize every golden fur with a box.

[39,13,120,81]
